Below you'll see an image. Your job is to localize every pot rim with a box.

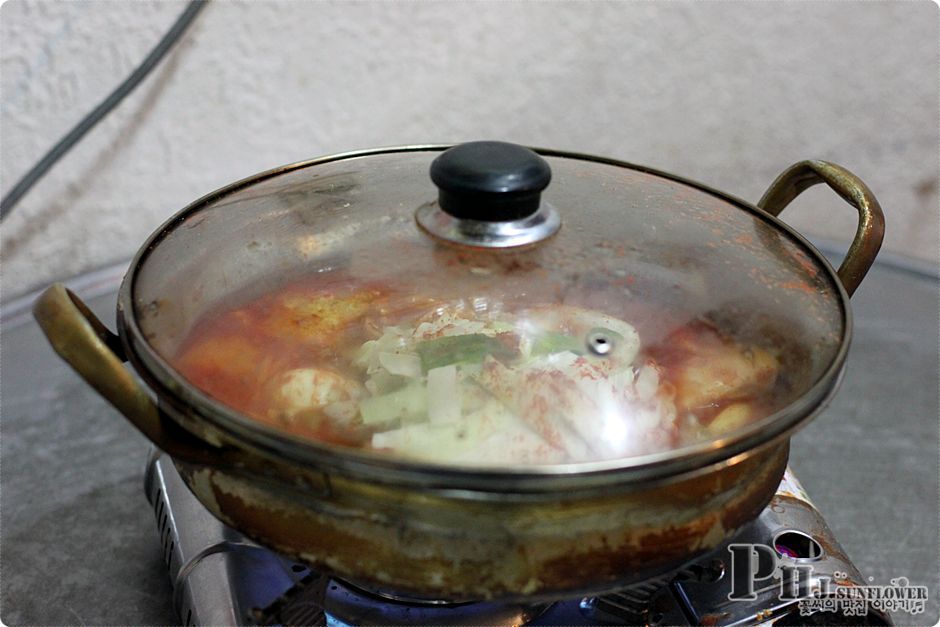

[117,144,851,489]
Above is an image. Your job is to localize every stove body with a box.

[145,450,890,626]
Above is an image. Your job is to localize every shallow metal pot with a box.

[33,147,883,601]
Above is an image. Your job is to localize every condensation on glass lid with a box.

[172,273,802,467]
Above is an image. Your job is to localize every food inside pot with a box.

[173,274,791,465]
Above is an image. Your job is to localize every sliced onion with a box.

[378,351,422,378]
[427,364,460,424]
[635,363,660,400]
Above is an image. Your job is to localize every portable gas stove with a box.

[144,450,891,626]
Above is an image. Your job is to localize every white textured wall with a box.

[2,0,937,299]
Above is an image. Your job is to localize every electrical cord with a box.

[0,0,208,221]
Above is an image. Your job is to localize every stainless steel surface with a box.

[144,449,309,627]
[1,249,937,624]
[415,200,561,247]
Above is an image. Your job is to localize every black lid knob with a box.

[430,141,552,222]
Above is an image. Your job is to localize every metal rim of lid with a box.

[118,144,851,491]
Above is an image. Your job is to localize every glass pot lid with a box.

[131,142,845,468]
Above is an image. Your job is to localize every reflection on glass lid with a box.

[133,145,844,467]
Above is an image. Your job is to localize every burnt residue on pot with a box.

[176,443,787,602]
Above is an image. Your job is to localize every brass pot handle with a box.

[757,160,885,297]
[33,284,213,464]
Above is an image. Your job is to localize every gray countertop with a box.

[2,255,937,626]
